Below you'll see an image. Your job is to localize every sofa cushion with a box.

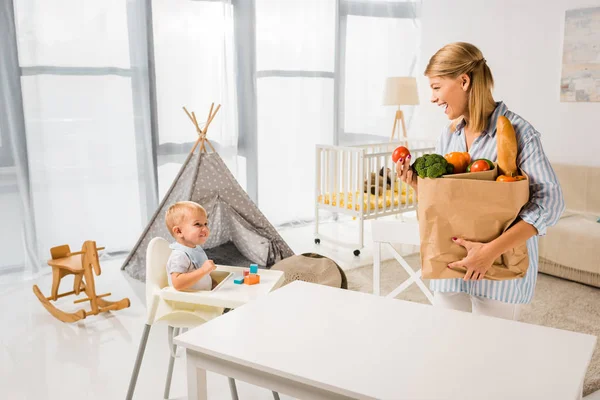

[553,164,600,215]
[539,214,600,287]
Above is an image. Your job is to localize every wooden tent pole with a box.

[183,103,221,155]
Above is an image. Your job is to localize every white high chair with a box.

[372,219,434,303]
[126,237,281,400]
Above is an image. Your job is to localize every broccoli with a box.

[426,163,447,178]
[425,156,437,167]
[413,156,427,172]
[411,153,449,179]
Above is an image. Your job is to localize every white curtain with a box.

[255,0,336,226]
[2,0,156,279]
[254,0,421,226]
[152,0,238,201]
[343,9,421,143]
[0,0,420,279]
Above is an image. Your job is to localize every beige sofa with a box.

[538,164,600,287]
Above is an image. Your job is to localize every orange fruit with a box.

[444,152,470,174]
[496,175,517,182]
[497,174,525,182]
[462,152,471,164]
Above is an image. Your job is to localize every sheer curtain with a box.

[0,0,34,276]
[342,3,421,144]
[152,0,238,201]
[252,0,421,226]
[1,0,156,279]
[254,0,336,226]
[0,0,420,280]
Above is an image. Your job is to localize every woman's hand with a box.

[448,237,496,281]
[395,155,417,192]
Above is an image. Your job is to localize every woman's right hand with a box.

[395,155,418,192]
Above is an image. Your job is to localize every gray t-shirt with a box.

[166,242,212,291]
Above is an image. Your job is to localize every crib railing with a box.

[315,144,364,217]
[315,140,435,217]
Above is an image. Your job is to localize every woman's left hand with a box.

[448,237,496,281]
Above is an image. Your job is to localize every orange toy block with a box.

[244,274,260,285]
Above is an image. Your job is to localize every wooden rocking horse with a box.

[32,241,130,323]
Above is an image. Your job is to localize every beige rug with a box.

[345,255,600,397]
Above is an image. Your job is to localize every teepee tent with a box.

[121,103,294,282]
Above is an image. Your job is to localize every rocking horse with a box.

[32,240,130,323]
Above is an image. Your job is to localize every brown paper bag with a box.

[417,165,530,280]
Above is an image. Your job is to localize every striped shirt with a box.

[429,101,565,304]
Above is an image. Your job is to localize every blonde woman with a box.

[396,42,565,320]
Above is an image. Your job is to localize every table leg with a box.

[187,353,208,400]
[228,377,239,400]
[373,242,381,296]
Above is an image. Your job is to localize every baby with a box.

[165,201,216,291]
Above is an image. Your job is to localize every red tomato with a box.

[392,146,411,163]
[469,160,491,173]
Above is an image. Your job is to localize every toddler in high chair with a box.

[165,201,217,291]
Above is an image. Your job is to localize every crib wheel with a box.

[314,238,321,244]
[353,249,360,256]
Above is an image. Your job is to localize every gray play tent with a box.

[121,105,294,281]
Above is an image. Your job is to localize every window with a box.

[254,0,336,225]
[245,0,420,224]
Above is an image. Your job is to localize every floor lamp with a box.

[383,77,419,142]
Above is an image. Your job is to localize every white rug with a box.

[344,255,600,397]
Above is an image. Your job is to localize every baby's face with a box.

[179,209,210,246]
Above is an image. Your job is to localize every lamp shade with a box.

[383,77,419,106]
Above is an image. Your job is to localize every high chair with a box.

[126,237,281,400]
[32,240,130,322]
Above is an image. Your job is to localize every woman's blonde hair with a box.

[424,42,496,133]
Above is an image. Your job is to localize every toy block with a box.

[249,264,258,274]
[244,274,260,285]
[233,276,244,285]
[243,270,250,277]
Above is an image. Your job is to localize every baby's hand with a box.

[200,260,216,274]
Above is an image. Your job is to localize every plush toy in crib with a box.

[364,167,392,195]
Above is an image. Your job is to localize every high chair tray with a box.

[160,265,285,309]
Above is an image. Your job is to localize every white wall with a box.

[412,0,600,167]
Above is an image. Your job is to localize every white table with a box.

[175,281,596,400]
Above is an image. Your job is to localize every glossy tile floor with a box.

[0,218,403,400]
[2,215,599,400]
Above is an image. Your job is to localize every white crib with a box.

[315,139,436,256]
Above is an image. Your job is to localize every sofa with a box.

[538,163,600,288]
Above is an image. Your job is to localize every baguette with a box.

[496,116,518,176]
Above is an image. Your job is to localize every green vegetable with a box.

[411,154,449,179]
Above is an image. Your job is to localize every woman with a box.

[397,42,565,320]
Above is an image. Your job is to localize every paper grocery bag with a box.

[417,166,530,280]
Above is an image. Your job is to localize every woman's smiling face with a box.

[428,74,470,121]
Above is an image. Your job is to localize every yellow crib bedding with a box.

[318,185,415,211]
